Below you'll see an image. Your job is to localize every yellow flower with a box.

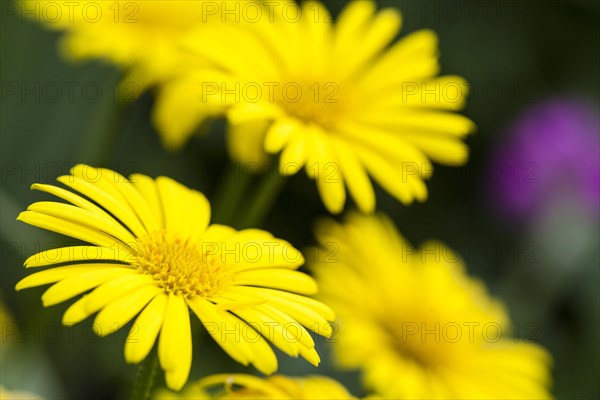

[15,165,334,391]
[310,212,553,399]
[156,0,474,213]
[19,0,219,90]
[154,373,356,399]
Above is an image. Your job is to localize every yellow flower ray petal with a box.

[333,0,376,65]
[234,287,334,337]
[94,285,161,337]
[105,170,160,233]
[31,183,124,229]
[125,293,168,364]
[15,264,123,291]
[279,135,307,176]
[24,245,133,268]
[254,303,316,349]
[57,174,147,238]
[41,267,136,307]
[27,202,136,245]
[130,174,164,229]
[330,137,376,213]
[17,211,130,250]
[159,294,192,391]
[188,297,279,375]
[83,274,156,318]
[232,308,304,358]
[62,274,155,326]
[338,8,402,82]
[233,269,318,295]
[200,224,237,244]
[356,29,439,91]
[187,297,252,367]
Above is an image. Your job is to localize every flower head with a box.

[156,0,474,213]
[310,212,552,399]
[154,374,355,399]
[15,165,334,391]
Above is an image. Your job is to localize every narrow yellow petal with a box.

[125,293,168,364]
[232,308,302,357]
[187,297,251,366]
[256,303,315,349]
[83,274,156,318]
[331,137,375,213]
[24,246,133,268]
[27,202,136,246]
[31,183,122,227]
[94,285,161,337]
[279,135,307,176]
[264,118,299,153]
[159,294,192,391]
[15,264,126,291]
[109,171,160,233]
[58,173,147,238]
[17,211,129,250]
[130,174,164,229]
[234,269,318,295]
[41,267,136,307]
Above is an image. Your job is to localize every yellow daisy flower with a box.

[15,165,334,391]
[154,373,356,399]
[19,0,223,90]
[156,0,474,213]
[310,212,553,399]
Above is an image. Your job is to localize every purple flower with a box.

[489,98,599,220]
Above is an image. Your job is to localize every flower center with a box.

[133,230,233,298]
[384,318,466,369]
[276,81,347,130]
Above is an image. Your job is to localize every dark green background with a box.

[1,0,599,398]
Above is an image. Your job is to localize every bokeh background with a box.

[1,0,598,399]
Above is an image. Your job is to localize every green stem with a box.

[211,163,253,225]
[235,169,287,229]
[130,349,159,400]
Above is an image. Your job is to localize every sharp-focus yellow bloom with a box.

[311,212,553,399]
[154,373,356,399]
[19,1,220,90]
[157,0,474,213]
[15,165,334,391]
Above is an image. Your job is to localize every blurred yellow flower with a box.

[0,386,43,400]
[156,0,474,213]
[15,165,334,391]
[19,0,223,91]
[310,212,553,399]
[154,373,356,399]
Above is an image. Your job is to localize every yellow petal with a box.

[130,173,164,229]
[24,245,133,268]
[17,211,129,250]
[41,267,135,307]
[125,293,168,364]
[94,285,161,337]
[234,269,318,295]
[27,202,136,246]
[331,137,375,213]
[15,264,127,291]
[159,294,192,390]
